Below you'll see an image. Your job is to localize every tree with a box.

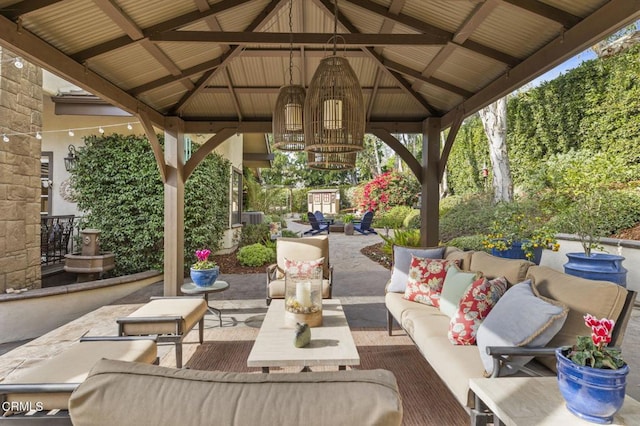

[479,97,513,203]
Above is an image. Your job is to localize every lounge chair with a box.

[353,211,377,235]
[314,210,334,225]
[303,211,330,235]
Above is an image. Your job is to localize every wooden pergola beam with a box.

[183,120,424,134]
[370,129,422,182]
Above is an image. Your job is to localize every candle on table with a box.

[296,281,312,307]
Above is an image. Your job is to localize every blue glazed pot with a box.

[556,348,629,424]
[491,240,543,265]
[189,266,219,287]
[564,253,627,287]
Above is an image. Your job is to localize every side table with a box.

[469,376,640,426]
[181,280,229,327]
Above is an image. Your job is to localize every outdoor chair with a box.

[304,211,330,235]
[354,211,377,235]
[266,236,333,305]
[314,210,334,225]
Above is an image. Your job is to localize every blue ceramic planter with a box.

[189,267,219,287]
[491,240,543,265]
[556,348,629,424]
[564,253,627,287]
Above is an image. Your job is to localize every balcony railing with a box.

[41,215,75,266]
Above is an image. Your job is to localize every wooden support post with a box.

[163,117,186,296]
[421,117,441,247]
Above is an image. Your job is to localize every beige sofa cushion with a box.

[527,265,628,370]
[120,298,207,336]
[444,247,474,271]
[469,251,533,285]
[5,339,156,411]
[276,236,330,278]
[69,359,403,426]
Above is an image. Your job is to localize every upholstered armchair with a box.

[265,236,333,305]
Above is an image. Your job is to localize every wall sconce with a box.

[41,179,53,189]
[64,144,78,172]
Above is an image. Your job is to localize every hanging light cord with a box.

[288,0,294,86]
[333,0,338,56]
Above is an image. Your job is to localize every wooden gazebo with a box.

[1,0,637,295]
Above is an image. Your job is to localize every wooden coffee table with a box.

[247,299,360,373]
[470,376,640,426]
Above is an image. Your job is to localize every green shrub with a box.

[447,235,488,252]
[281,229,300,238]
[403,209,421,229]
[379,229,422,255]
[240,223,270,247]
[380,205,414,229]
[439,193,495,241]
[237,244,275,267]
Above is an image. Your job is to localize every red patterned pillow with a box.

[448,276,508,345]
[284,257,324,277]
[403,256,460,306]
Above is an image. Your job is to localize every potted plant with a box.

[556,314,629,424]
[482,202,559,265]
[562,191,627,286]
[190,248,219,287]
[342,213,356,236]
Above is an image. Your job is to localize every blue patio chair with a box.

[353,211,377,235]
[314,210,334,225]
[304,212,330,235]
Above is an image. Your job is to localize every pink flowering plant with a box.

[566,314,624,369]
[192,249,217,270]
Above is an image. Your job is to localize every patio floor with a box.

[2,219,640,403]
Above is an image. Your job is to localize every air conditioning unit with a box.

[241,212,264,225]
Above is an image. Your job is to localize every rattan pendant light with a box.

[304,0,364,154]
[307,151,356,170]
[273,0,306,151]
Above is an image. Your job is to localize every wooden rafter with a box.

[183,120,424,134]
[170,0,286,115]
[137,110,167,183]
[501,0,581,28]
[184,128,237,180]
[71,0,254,62]
[0,0,62,20]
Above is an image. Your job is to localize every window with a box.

[41,153,53,215]
[231,168,242,225]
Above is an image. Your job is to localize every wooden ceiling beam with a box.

[0,13,165,127]
[343,0,519,66]
[201,85,403,94]
[71,0,253,62]
[501,0,581,29]
[0,0,62,20]
[183,120,424,134]
[384,58,472,98]
[170,0,286,114]
[441,0,640,129]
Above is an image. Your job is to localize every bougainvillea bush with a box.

[355,171,419,214]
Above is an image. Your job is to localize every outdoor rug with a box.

[185,327,469,426]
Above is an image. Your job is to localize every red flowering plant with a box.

[566,314,625,369]
[356,171,419,214]
[191,248,217,270]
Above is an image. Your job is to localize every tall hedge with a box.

[71,134,230,275]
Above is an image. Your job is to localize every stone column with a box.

[0,48,43,291]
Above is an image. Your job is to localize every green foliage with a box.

[236,243,275,267]
[341,213,356,223]
[240,223,270,247]
[447,235,488,252]
[567,336,624,370]
[71,134,229,276]
[447,115,490,195]
[380,206,414,229]
[281,229,300,238]
[439,194,496,242]
[379,229,422,255]
[402,209,421,229]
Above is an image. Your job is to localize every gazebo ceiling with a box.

[0,0,638,134]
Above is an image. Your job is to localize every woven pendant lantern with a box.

[307,150,356,170]
[304,56,364,154]
[273,85,306,151]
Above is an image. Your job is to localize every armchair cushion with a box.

[476,280,568,376]
[388,245,446,292]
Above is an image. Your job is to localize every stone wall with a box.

[0,48,43,291]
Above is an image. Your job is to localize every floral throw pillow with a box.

[448,276,508,345]
[403,256,460,306]
[284,257,324,278]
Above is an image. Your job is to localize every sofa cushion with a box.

[469,251,533,285]
[402,304,450,340]
[527,265,628,371]
[444,247,474,271]
[439,266,479,318]
[476,280,569,376]
[403,257,459,306]
[448,276,508,345]
[387,245,446,292]
[69,359,403,426]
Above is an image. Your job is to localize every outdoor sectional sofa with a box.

[385,246,637,425]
